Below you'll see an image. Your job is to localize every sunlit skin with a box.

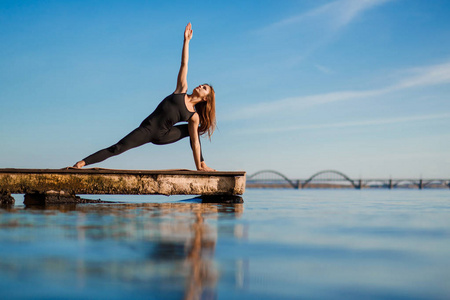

[73,23,215,171]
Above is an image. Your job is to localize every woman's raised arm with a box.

[175,23,193,94]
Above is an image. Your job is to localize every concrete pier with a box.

[0,168,246,204]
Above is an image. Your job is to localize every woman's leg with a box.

[82,127,151,166]
[155,124,204,162]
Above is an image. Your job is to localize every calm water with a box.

[1,189,449,300]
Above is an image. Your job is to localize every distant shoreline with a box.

[247,183,449,189]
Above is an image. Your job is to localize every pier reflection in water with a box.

[0,200,245,299]
[2,190,450,299]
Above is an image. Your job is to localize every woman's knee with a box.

[107,143,125,155]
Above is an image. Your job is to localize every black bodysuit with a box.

[83,93,204,166]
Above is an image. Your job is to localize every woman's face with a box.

[194,84,211,101]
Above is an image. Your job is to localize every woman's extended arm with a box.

[175,23,193,94]
[188,113,215,171]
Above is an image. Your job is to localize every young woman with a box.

[73,23,216,171]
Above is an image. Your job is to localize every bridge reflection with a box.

[247,170,450,190]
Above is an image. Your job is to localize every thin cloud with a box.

[315,64,334,74]
[255,0,396,67]
[259,0,394,34]
[225,61,450,121]
[394,62,450,90]
[329,0,394,30]
[238,113,450,135]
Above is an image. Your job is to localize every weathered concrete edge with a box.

[0,170,246,196]
[0,168,245,177]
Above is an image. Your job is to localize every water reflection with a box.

[0,201,244,299]
[3,190,450,299]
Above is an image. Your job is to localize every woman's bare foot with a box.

[198,161,216,172]
[73,160,86,169]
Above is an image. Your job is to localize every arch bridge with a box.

[247,170,300,189]
[247,170,450,190]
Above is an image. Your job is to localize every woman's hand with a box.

[198,161,216,172]
[184,22,193,42]
[73,160,85,169]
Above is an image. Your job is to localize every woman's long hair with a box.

[195,84,216,139]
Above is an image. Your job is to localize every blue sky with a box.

[1,0,449,179]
